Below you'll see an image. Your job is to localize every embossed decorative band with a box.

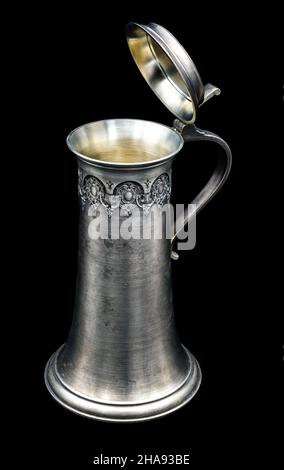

[78,170,171,216]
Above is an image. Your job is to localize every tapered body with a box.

[45,119,201,421]
[60,160,190,402]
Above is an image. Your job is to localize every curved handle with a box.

[171,122,232,260]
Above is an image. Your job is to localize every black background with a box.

[17,3,282,468]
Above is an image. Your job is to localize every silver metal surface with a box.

[126,22,220,123]
[171,121,232,259]
[45,119,202,421]
[45,23,232,422]
[66,118,183,168]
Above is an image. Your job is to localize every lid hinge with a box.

[173,119,187,134]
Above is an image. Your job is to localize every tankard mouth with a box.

[66,119,183,168]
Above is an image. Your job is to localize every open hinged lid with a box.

[126,22,220,124]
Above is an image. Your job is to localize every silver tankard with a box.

[45,22,232,422]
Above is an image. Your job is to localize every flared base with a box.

[44,347,201,422]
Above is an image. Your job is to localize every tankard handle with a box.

[171,122,232,260]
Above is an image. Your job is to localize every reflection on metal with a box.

[45,23,232,422]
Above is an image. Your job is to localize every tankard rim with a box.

[66,118,184,169]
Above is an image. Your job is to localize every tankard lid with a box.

[126,22,220,124]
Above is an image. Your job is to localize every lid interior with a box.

[126,23,196,123]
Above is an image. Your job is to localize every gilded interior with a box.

[67,119,183,165]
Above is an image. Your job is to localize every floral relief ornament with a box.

[78,169,171,216]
